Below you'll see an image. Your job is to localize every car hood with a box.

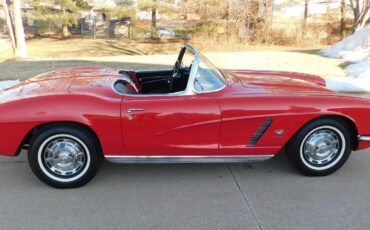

[225,70,334,95]
[0,66,120,102]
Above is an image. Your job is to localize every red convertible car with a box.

[1,44,370,188]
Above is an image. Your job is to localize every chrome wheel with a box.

[43,138,86,176]
[300,126,346,171]
[37,134,91,183]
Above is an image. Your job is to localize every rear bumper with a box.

[358,135,370,150]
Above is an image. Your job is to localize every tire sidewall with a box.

[28,126,102,188]
[287,119,352,176]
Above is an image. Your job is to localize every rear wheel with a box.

[28,125,102,188]
[286,118,352,176]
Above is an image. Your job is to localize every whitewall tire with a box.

[286,118,352,176]
[28,125,102,188]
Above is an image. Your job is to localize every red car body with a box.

[1,66,370,160]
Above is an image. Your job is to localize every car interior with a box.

[114,47,193,95]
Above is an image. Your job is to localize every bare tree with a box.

[1,0,27,58]
[182,0,222,21]
[240,0,273,41]
[348,0,370,32]
[13,0,26,57]
[302,0,308,39]
[1,0,16,52]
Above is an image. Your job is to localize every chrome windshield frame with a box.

[183,43,200,95]
[120,43,226,97]
[184,43,226,95]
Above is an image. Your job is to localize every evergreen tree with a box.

[28,0,87,38]
[138,0,176,39]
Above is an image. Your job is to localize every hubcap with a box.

[303,129,341,166]
[43,138,86,177]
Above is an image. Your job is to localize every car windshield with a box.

[193,54,226,92]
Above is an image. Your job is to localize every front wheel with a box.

[286,118,352,176]
[28,125,102,188]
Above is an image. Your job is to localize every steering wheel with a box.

[173,60,181,78]
[170,60,181,92]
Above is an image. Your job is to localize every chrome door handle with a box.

[127,108,144,121]
[127,108,144,113]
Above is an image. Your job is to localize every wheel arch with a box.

[288,114,359,151]
[17,121,103,156]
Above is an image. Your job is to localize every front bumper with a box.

[358,135,370,150]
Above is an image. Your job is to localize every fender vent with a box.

[247,117,273,147]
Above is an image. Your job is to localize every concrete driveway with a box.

[0,149,369,230]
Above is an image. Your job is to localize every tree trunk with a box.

[60,7,70,38]
[1,0,16,54]
[353,3,360,33]
[340,0,345,40]
[13,0,27,58]
[302,0,309,40]
[151,0,157,39]
[225,0,230,43]
[62,24,70,38]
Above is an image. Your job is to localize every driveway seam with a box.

[227,165,264,230]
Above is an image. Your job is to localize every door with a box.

[121,94,221,156]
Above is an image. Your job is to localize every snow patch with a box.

[0,80,20,91]
[326,60,370,93]
[321,26,370,62]
[327,59,370,93]
[321,26,370,93]
[326,77,370,93]
[346,60,370,78]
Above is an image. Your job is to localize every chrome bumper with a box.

[358,136,370,141]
